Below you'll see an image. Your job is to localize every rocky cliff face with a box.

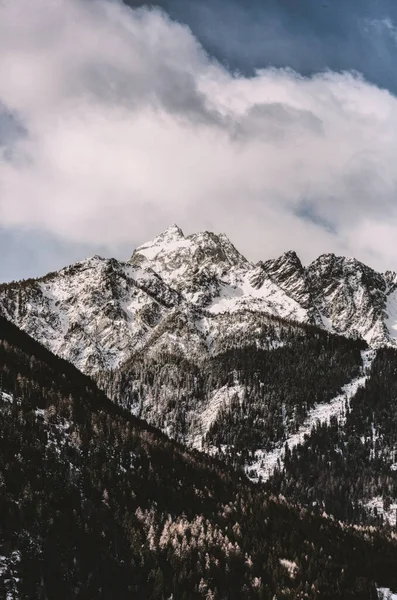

[306,253,390,343]
[3,225,397,508]
[0,255,185,372]
[1,225,396,375]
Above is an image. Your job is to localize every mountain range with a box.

[2,225,397,375]
[2,226,397,526]
[3,226,397,597]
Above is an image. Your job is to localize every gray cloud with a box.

[1,0,397,277]
[237,102,323,142]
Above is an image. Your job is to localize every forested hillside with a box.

[1,314,397,599]
[268,347,397,527]
[96,318,365,460]
[3,227,397,538]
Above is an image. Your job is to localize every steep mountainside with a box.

[2,226,397,528]
[268,346,397,528]
[307,254,397,346]
[96,323,365,454]
[0,255,184,374]
[2,315,397,598]
[1,226,397,380]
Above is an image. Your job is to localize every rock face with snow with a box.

[260,250,312,309]
[131,225,397,348]
[0,255,184,373]
[1,224,397,376]
[3,224,397,504]
[130,225,248,287]
[307,253,394,345]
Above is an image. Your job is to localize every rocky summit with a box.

[1,225,397,375]
[3,226,397,573]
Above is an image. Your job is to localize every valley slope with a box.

[2,226,397,526]
[2,315,397,598]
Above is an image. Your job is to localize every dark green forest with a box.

[96,316,365,460]
[268,347,397,526]
[1,314,397,598]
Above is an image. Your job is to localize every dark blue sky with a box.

[127,0,397,93]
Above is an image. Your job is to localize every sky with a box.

[1,0,397,281]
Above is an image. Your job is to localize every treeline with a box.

[1,315,397,598]
[96,323,365,460]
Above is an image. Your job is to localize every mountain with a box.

[2,226,397,527]
[0,228,367,451]
[3,314,397,598]
[131,226,397,348]
[307,253,397,346]
[1,226,397,377]
[0,254,184,374]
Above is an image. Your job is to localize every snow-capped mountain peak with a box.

[127,228,397,351]
[2,225,397,376]
[131,225,247,270]
[129,226,249,306]
[134,223,184,253]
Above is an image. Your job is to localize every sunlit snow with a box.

[377,588,397,600]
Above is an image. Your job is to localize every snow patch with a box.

[279,559,298,579]
[0,390,13,403]
[207,275,309,323]
[377,588,397,600]
[364,497,397,527]
[191,384,245,450]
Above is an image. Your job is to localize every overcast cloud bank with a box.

[1,0,397,272]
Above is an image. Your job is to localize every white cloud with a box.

[1,0,397,270]
[366,18,397,44]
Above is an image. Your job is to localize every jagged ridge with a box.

[1,225,396,377]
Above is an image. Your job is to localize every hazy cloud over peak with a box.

[1,0,397,279]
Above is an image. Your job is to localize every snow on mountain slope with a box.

[206,270,309,322]
[0,226,313,374]
[261,250,313,309]
[129,226,397,349]
[377,589,397,600]
[130,225,313,322]
[190,383,246,449]
[0,256,184,373]
[307,254,390,346]
[131,224,248,279]
[246,349,376,483]
[1,225,397,377]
